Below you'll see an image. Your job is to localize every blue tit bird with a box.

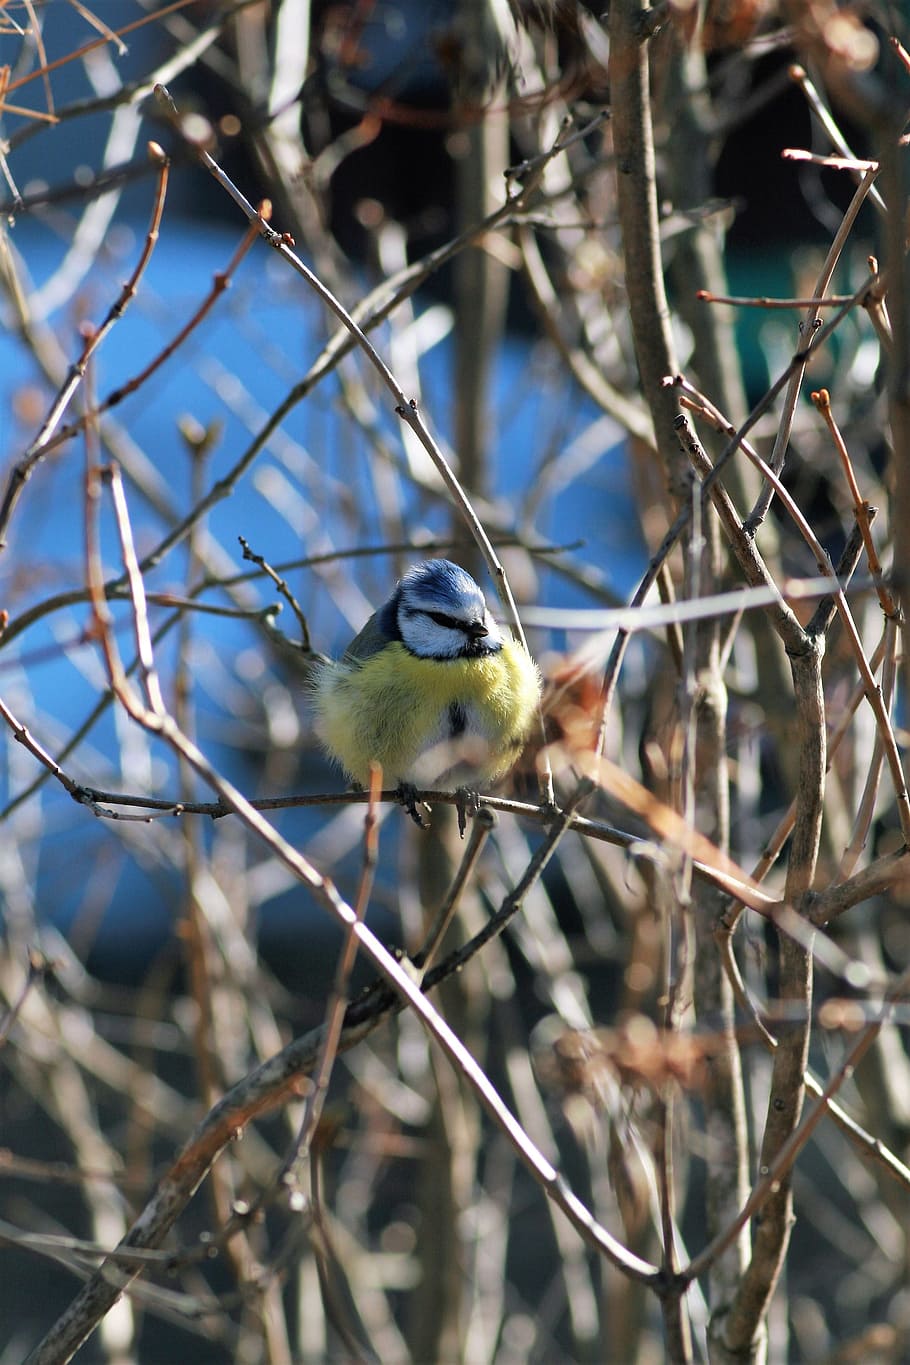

[311,559,541,822]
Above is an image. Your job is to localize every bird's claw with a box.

[397,782,430,829]
[454,787,481,838]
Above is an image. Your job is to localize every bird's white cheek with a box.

[400,610,478,659]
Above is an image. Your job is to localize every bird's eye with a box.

[427,610,460,629]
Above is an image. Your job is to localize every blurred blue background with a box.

[0,205,644,978]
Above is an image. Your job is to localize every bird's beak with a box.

[467,620,489,639]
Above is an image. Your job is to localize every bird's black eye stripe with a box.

[427,610,462,630]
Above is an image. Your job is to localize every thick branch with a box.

[608,0,682,489]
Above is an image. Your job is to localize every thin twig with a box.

[788,65,888,215]
[417,806,497,969]
[0,143,170,548]
[745,163,880,530]
[0,949,49,1049]
[682,965,910,1288]
[13,214,262,472]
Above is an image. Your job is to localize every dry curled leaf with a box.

[535,1015,709,1107]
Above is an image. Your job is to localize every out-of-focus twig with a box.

[0,143,170,548]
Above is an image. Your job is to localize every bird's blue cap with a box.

[399,559,487,612]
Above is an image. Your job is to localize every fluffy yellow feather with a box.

[313,638,540,789]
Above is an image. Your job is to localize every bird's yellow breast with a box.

[313,639,540,789]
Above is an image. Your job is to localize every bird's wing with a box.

[342,611,390,664]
